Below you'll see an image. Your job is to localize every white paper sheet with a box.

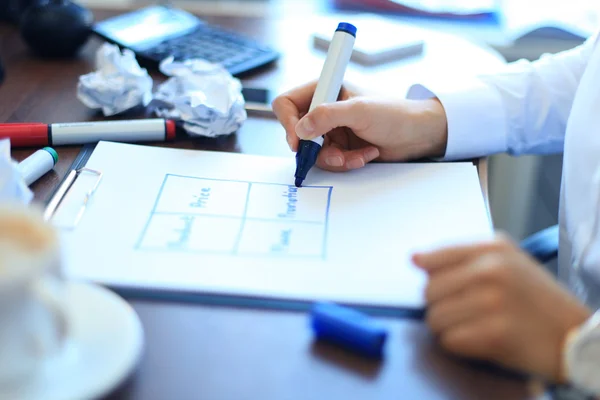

[53,142,492,310]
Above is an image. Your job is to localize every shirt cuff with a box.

[406,76,508,161]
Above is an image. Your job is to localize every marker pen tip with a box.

[295,177,303,188]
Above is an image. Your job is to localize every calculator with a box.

[92,5,280,76]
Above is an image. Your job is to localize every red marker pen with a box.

[1,119,176,147]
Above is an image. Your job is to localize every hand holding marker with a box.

[294,22,356,187]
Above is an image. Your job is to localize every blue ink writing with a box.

[167,215,194,249]
[190,187,212,208]
[137,175,332,259]
[271,229,292,253]
[278,186,298,219]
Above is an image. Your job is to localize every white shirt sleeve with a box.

[407,34,598,161]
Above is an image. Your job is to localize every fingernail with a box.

[366,147,380,161]
[326,156,344,167]
[296,117,314,139]
[346,158,365,170]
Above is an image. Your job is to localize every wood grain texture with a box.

[1,9,532,400]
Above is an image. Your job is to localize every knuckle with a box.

[271,96,285,115]
[440,332,463,353]
[313,104,331,122]
[348,98,371,130]
[271,95,283,108]
[349,96,369,109]
[476,254,508,283]
[480,288,505,312]
[478,238,508,255]
[494,236,514,250]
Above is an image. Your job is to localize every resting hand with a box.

[412,235,591,382]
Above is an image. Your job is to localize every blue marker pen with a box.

[294,22,356,188]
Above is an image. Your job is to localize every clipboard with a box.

[44,144,102,229]
[44,144,426,320]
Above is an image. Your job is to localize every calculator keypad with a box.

[141,25,279,75]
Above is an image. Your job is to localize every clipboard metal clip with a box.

[44,168,103,229]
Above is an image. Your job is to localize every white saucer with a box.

[0,282,144,400]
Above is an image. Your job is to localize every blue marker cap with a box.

[336,22,357,38]
[310,302,387,358]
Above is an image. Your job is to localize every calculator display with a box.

[92,5,280,76]
[93,6,201,51]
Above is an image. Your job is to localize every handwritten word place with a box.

[237,220,325,257]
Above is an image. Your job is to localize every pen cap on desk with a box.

[310,302,387,358]
[18,147,58,186]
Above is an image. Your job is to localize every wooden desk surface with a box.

[1,8,536,400]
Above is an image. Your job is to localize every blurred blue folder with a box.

[331,0,596,41]
[331,0,498,20]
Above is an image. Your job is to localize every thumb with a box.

[295,99,368,140]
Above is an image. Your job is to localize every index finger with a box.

[272,81,318,152]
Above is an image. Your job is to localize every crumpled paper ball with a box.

[77,43,153,116]
[152,57,247,137]
[0,139,32,205]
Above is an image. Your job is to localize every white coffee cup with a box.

[0,203,68,387]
